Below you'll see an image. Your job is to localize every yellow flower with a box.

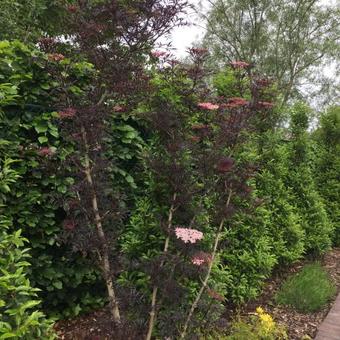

[256,306,264,314]
[259,313,275,332]
[259,313,273,323]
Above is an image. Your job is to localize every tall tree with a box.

[50,0,188,328]
[202,0,339,105]
[286,102,333,254]
[314,106,340,244]
[0,0,68,42]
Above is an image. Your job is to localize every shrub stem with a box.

[180,189,232,339]
[81,125,121,324]
[145,193,177,340]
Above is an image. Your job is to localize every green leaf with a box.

[34,124,48,133]
[53,281,63,289]
[49,129,59,138]
[0,333,17,339]
[38,136,48,144]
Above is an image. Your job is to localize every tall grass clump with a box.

[276,263,336,312]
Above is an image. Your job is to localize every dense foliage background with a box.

[0,0,339,339]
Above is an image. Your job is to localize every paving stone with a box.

[315,294,340,340]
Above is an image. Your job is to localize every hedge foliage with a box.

[0,41,339,337]
[0,40,104,318]
[0,138,55,338]
[314,106,340,245]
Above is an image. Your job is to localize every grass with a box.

[275,263,336,313]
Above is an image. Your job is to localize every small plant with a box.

[276,263,336,312]
[228,307,287,340]
[204,307,287,340]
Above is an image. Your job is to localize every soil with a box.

[55,248,340,340]
[54,307,144,340]
[239,248,340,340]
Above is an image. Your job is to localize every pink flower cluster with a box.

[198,102,219,110]
[191,251,212,266]
[258,101,274,108]
[230,61,250,69]
[38,37,56,49]
[37,147,55,157]
[256,78,271,87]
[175,227,203,244]
[48,53,65,62]
[67,5,78,13]
[58,108,77,119]
[189,48,208,56]
[221,97,249,109]
[113,105,125,112]
[151,50,168,58]
[190,135,201,143]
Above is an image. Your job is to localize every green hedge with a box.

[0,142,55,339]
[0,42,338,325]
[313,106,340,245]
[0,40,104,317]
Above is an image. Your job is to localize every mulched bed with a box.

[55,248,340,339]
[240,248,340,340]
[54,308,142,340]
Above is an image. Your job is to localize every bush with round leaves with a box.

[0,40,104,318]
[0,140,55,339]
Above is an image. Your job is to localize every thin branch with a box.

[179,189,233,339]
[145,192,177,340]
[81,125,121,324]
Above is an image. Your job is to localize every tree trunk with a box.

[81,125,121,324]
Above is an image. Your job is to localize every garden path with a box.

[314,293,340,340]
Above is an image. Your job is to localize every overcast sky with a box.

[168,0,337,61]
[169,0,210,57]
[165,0,338,108]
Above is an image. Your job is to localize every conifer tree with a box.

[314,106,340,245]
[287,102,333,254]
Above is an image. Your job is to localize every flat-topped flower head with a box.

[230,61,250,69]
[67,5,78,13]
[58,108,77,119]
[256,78,272,87]
[198,102,219,110]
[191,251,212,266]
[189,47,209,56]
[37,147,55,157]
[221,97,249,109]
[48,53,65,62]
[113,105,125,112]
[258,101,274,109]
[190,135,201,143]
[256,307,265,314]
[175,227,203,244]
[151,50,168,58]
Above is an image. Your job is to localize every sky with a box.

[166,0,338,108]
[168,0,210,57]
[168,0,338,59]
